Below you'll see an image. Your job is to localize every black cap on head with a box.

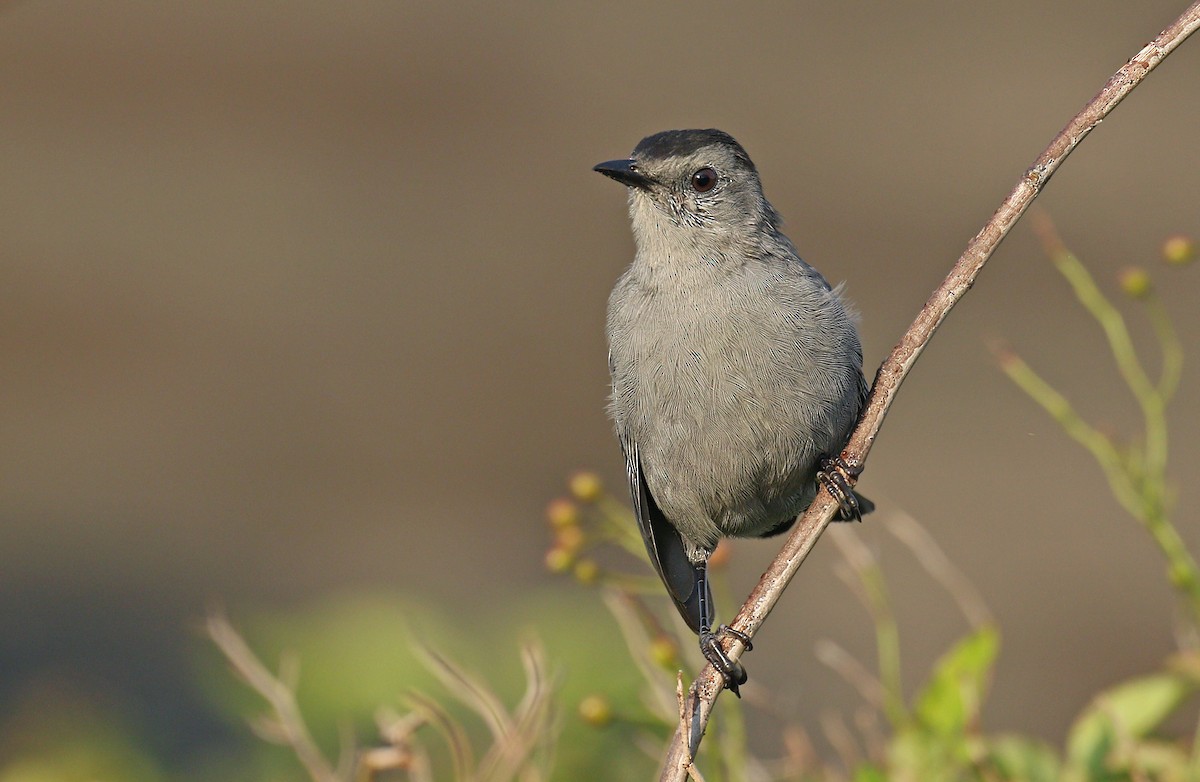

[632,129,754,171]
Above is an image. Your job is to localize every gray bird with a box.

[595,129,872,694]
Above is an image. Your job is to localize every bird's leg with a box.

[695,561,750,697]
[817,454,864,522]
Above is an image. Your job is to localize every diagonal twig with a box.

[658,3,1200,778]
[206,610,342,782]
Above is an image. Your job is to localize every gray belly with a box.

[634,370,834,544]
[615,333,859,549]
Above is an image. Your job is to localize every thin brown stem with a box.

[658,4,1200,778]
[206,611,341,782]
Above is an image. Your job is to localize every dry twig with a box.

[206,611,341,782]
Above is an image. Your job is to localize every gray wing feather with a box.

[625,441,706,634]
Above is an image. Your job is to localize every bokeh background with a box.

[2,0,1198,776]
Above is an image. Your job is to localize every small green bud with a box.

[569,471,603,503]
[544,547,574,573]
[573,559,600,585]
[545,498,579,529]
[1168,560,1197,591]
[578,694,613,727]
[555,524,585,554]
[1118,266,1152,299]
[1162,234,1196,266]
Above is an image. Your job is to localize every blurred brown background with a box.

[1,0,1198,769]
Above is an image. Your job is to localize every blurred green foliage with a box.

[0,685,165,782]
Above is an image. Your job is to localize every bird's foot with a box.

[699,625,751,697]
[817,454,864,522]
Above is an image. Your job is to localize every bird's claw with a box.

[699,625,751,697]
[717,624,752,651]
[817,454,864,522]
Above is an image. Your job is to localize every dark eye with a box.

[690,167,718,193]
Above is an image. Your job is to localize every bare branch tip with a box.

[1028,210,1066,258]
[986,338,1018,367]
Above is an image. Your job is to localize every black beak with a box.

[594,159,653,189]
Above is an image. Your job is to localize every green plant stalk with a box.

[857,557,906,728]
[1143,503,1200,625]
[831,529,908,730]
[998,353,1141,516]
[597,496,651,560]
[1050,249,1169,498]
[1146,293,1184,403]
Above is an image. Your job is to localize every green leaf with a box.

[984,734,1062,782]
[913,625,1000,735]
[886,727,967,782]
[1065,671,1196,776]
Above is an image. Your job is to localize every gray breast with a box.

[607,261,863,548]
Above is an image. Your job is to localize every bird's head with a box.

[594,129,780,256]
